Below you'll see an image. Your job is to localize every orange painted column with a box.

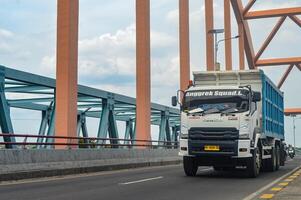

[224,0,232,70]
[179,0,190,91]
[205,0,215,71]
[55,0,79,149]
[136,0,151,144]
[238,22,245,70]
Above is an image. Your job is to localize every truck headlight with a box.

[181,125,189,138]
[239,123,249,139]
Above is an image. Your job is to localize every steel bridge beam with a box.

[0,68,15,148]
[243,0,256,15]
[224,0,232,70]
[245,7,301,20]
[45,106,56,147]
[55,0,79,149]
[136,0,151,143]
[97,98,119,145]
[278,65,294,89]
[238,21,245,70]
[0,64,180,144]
[256,57,301,67]
[159,110,171,144]
[285,108,301,116]
[205,0,214,71]
[179,0,190,90]
[290,16,301,28]
[231,0,255,69]
[2,66,180,114]
[254,16,287,62]
[124,119,135,144]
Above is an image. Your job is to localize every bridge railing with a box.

[0,134,178,149]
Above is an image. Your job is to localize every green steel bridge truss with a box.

[0,65,180,148]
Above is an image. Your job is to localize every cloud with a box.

[0,28,14,53]
[0,29,14,38]
[39,24,179,101]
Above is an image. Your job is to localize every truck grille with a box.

[189,127,239,140]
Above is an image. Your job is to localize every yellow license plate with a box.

[204,145,220,151]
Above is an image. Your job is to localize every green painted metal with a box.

[159,110,171,142]
[77,114,89,146]
[45,105,55,146]
[0,65,180,148]
[97,96,119,145]
[98,99,110,141]
[124,119,134,144]
[108,108,119,145]
[0,68,15,148]
[37,110,48,145]
[171,126,180,142]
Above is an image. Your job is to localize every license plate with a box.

[204,145,220,151]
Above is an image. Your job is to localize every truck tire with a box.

[280,144,286,166]
[275,145,280,170]
[265,147,277,172]
[246,148,261,178]
[183,156,198,176]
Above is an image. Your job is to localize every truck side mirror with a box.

[171,96,177,107]
[252,92,261,102]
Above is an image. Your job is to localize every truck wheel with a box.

[246,148,261,178]
[265,147,277,172]
[183,156,198,176]
[275,145,280,170]
[280,144,286,166]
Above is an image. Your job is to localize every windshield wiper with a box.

[221,108,239,114]
[188,108,204,114]
[203,108,220,115]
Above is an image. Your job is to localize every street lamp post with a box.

[208,29,239,70]
[292,115,301,148]
[208,29,224,70]
[216,35,240,69]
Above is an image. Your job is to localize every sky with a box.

[0,0,301,145]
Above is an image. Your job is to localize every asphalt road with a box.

[0,157,300,200]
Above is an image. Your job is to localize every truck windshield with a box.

[183,89,249,114]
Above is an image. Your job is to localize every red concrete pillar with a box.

[55,0,79,149]
[224,0,232,70]
[136,0,151,144]
[179,0,190,91]
[205,0,215,71]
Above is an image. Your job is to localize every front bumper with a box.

[179,138,252,158]
[189,139,238,156]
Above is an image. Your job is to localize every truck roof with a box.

[193,70,263,87]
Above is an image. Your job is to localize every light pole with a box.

[216,35,240,69]
[208,29,224,70]
[292,115,301,148]
[209,29,239,70]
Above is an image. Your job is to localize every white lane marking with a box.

[0,164,181,186]
[119,176,163,185]
[242,165,301,200]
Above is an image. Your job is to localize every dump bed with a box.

[193,70,284,140]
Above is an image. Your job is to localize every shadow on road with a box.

[195,167,286,179]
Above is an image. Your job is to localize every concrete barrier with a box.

[0,149,181,181]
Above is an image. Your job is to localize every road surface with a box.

[0,157,300,200]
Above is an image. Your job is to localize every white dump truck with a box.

[172,70,286,177]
